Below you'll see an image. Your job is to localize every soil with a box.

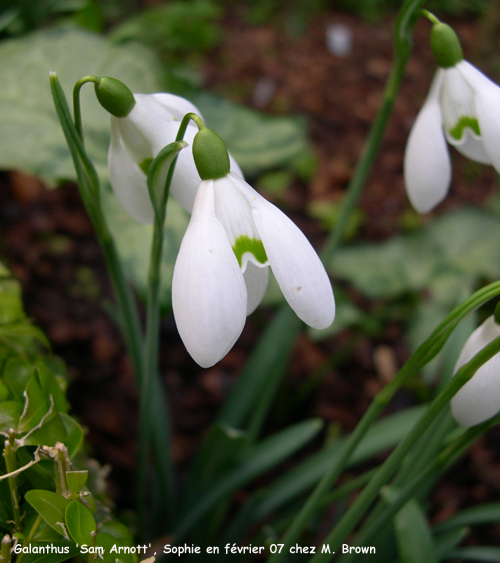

[1,5,500,556]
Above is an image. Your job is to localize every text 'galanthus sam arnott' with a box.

[172,126,335,367]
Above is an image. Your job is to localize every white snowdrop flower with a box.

[404,20,500,213]
[451,316,500,427]
[172,147,335,367]
[107,92,242,223]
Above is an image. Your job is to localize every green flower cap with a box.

[193,127,230,181]
[430,22,463,68]
[94,76,136,118]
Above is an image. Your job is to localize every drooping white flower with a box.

[404,22,500,213]
[108,93,243,223]
[451,316,500,427]
[172,172,336,368]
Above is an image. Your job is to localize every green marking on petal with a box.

[139,157,153,175]
[448,116,480,141]
[232,235,268,267]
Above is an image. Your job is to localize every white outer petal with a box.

[451,316,500,427]
[172,180,247,368]
[117,95,175,163]
[108,118,155,224]
[151,93,204,121]
[243,262,269,315]
[403,70,451,213]
[228,173,335,329]
[457,60,500,173]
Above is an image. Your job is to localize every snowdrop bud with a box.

[430,22,463,68]
[192,127,230,180]
[94,76,136,117]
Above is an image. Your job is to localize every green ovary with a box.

[232,236,268,267]
[449,116,480,141]
[139,157,153,175]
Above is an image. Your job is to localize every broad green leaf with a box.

[394,498,438,563]
[18,375,52,433]
[331,233,439,299]
[19,541,79,563]
[434,503,500,532]
[193,92,314,176]
[95,532,134,563]
[3,357,33,401]
[0,401,23,434]
[22,412,68,448]
[99,521,135,550]
[66,471,88,495]
[0,323,50,349]
[0,27,162,183]
[447,546,500,562]
[35,359,67,414]
[101,186,188,309]
[25,490,70,536]
[110,0,222,54]
[60,413,84,457]
[65,500,96,547]
[0,276,25,325]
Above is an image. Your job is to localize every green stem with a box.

[51,72,175,525]
[321,0,423,264]
[136,121,197,532]
[72,76,100,141]
[15,515,43,563]
[3,439,20,532]
[308,333,500,563]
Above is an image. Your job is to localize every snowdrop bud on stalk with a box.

[172,124,335,368]
[404,12,500,213]
[451,314,500,427]
[95,77,243,223]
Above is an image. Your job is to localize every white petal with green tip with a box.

[229,173,335,329]
[458,61,500,173]
[172,180,247,368]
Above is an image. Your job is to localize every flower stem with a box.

[321,0,425,264]
[3,439,20,532]
[51,72,176,528]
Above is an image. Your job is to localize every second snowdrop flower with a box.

[172,126,335,368]
[93,77,242,223]
[451,315,500,427]
[404,16,500,213]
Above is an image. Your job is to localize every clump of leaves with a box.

[110,0,222,59]
[0,263,138,563]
